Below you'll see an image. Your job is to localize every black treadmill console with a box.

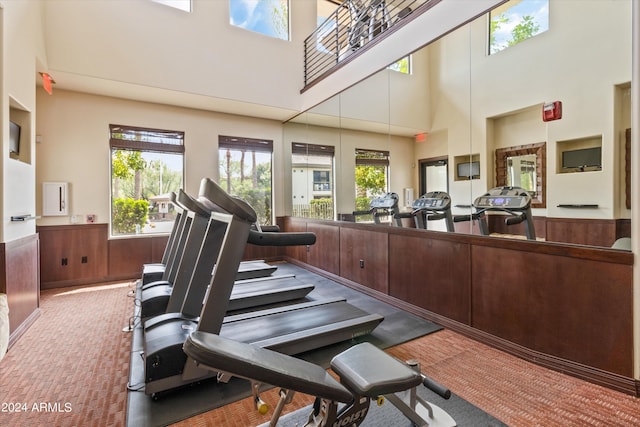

[473,187,531,211]
[469,187,536,240]
[412,191,451,210]
[408,191,454,232]
[370,193,399,209]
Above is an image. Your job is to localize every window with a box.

[229,0,289,40]
[110,124,184,237]
[151,0,191,12]
[388,56,411,74]
[507,156,536,194]
[355,148,389,220]
[219,135,273,225]
[313,171,331,192]
[291,142,334,220]
[489,0,549,55]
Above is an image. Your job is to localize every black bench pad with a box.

[330,342,422,397]
[183,331,353,403]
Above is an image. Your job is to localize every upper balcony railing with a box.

[303,0,428,88]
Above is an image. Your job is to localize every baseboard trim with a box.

[8,308,41,350]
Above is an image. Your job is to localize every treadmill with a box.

[396,191,455,231]
[141,190,192,286]
[454,186,536,240]
[353,192,402,226]
[140,191,314,321]
[141,191,277,288]
[142,178,384,397]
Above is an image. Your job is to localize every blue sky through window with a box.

[230,0,289,40]
[490,0,549,54]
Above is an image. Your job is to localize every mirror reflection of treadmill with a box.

[397,191,454,232]
[411,191,455,233]
[142,178,384,397]
[353,192,402,226]
[472,187,536,240]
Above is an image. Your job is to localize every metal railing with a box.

[292,202,334,220]
[303,0,423,87]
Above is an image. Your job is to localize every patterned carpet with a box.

[1,278,640,427]
[0,282,134,427]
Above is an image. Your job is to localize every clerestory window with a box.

[489,0,549,55]
[229,0,290,41]
[151,0,192,12]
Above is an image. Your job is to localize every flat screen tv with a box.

[9,121,21,155]
[562,147,601,170]
[457,161,480,178]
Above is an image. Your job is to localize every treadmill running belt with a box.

[220,301,379,350]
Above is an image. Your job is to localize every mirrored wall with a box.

[284,0,632,248]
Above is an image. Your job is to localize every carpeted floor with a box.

[0,282,134,427]
[1,268,640,427]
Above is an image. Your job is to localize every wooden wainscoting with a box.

[38,224,108,288]
[37,223,281,289]
[282,217,636,395]
[388,232,471,325]
[108,237,155,281]
[38,224,168,288]
[545,217,620,247]
[0,234,40,348]
[487,215,631,247]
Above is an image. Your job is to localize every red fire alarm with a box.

[543,101,562,122]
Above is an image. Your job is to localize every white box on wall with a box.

[43,182,68,216]
[403,188,414,207]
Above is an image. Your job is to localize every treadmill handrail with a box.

[247,230,316,246]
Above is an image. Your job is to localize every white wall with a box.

[2,0,47,242]
[36,89,284,227]
[42,0,316,114]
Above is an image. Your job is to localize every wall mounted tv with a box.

[9,121,21,155]
[457,161,480,178]
[562,147,601,170]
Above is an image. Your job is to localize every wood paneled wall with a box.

[37,223,281,289]
[282,217,636,395]
[487,215,631,247]
[0,234,40,348]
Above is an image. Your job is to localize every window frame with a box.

[488,0,549,55]
[229,0,290,41]
[354,148,390,220]
[109,124,185,238]
[291,142,335,220]
[218,135,274,225]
